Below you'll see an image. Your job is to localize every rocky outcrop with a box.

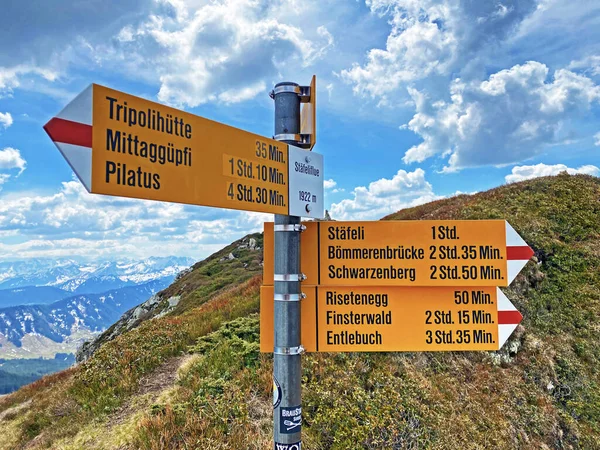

[76,293,181,362]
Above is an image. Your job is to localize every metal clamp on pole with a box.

[274,224,306,232]
[274,345,305,356]
[273,133,302,142]
[273,133,311,147]
[270,85,300,97]
[274,274,307,282]
[274,293,306,302]
[270,84,311,102]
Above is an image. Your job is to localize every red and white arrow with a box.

[505,221,534,284]
[43,85,93,191]
[497,287,523,349]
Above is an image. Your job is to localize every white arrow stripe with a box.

[57,84,93,126]
[508,259,529,284]
[498,324,519,349]
[505,221,527,247]
[497,288,517,311]
[55,142,92,191]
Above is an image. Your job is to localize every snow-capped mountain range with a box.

[0,257,194,359]
[0,257,194,293]
[0,280,167,359]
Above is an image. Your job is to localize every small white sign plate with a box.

[287,146,324,218]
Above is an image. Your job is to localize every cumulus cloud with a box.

[340,0,537,103]
[0,180,269,260]
[505,163,599,183]
[0,112,12,129]
[88,0,334,107]
[0,147,26,174]
[324,179,337,189]
[329,168,441,220]
[1,1,334,105]
[402,61,600,170]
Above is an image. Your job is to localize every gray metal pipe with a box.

[272,82,302,449]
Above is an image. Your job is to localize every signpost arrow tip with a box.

[497,288,523,349]
[44,85,93,191]
[506,221,534,284]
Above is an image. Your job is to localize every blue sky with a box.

[0,0,599,262]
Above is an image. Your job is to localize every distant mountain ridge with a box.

[0,256,195,360]
[0,280,168,359]
[0,256,194,293]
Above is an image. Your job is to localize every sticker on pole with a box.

[273,376,282,409]
[275,442,302,450]
[280,406,302,434]
[287,146,324,218]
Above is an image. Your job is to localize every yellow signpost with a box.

[264,220,533,286]
[260,285,522,352]
[44,84,324,217]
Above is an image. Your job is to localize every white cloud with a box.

[0,65,58,98]
[324,178,344,193]
[336,1,600,171]
[329,168,442,220]
[0,68,22,96]
[341,20,456,103]
[594,132,600,146]
[514,1,600,64]
[505,163,600,183]
[340,0,538,103]
[0,180,268,261]
[0,148,26,174]
[0,112,12,129]
[568,55,600,77]
[402,61,600,170]
[0,174,10,190]
[1,1,337,105]
[87,0,334,107]
[324,179,337,189]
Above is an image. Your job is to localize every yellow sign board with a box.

[264,220,522,287]
[94,84,288,213]
[44,84,325,217]
[261,286,521,352]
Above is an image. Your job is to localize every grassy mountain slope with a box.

[0,173,598,449]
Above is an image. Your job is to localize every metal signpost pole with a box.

[272,82,303,450]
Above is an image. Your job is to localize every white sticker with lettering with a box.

[287,145,324,219]
[275,442,301,450]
